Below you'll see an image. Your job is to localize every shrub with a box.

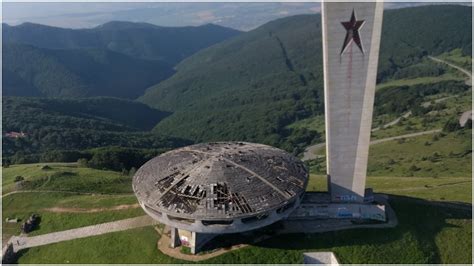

[180,246,192,254]
[14,176,25,182]
[443,116,461,132]
[387,159,397,165]
[77,158,89,167]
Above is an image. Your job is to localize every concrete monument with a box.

[322,1,384,202]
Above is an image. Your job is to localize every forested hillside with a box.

[3,43,174,98]
[2,97,190,164]
[3,21,241,65]
[3,97,170,132]
[139,5,471,152]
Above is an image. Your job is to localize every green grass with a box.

[17,226,186,264]
[287,115,326,138]
[2,163,132,194]
[371,91,471,139]
[6,130,472,264]
[435,218,472,263]
[288,91,470,142]
[16,196,472,264]
[308,130,471,178]
[2,192,142,241]
[2,163,139,241]
[368,130,471,177]
[11,159,472,264]
[307,175,471,203]
[376,73,464,91]
[438,48,472,71]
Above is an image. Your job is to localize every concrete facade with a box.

[288,192,386,221]
[303,252,339,264]
[322,2,384,202]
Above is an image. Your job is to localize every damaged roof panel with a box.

[133,142,308,220]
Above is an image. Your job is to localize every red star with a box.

[340,9,365,55]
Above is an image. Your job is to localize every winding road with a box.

[302,129,441,161]
[428,56,472,84]
[302,56,472,162]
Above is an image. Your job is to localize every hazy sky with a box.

[2,2,471,31]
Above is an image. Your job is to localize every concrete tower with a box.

[322,2,384,202]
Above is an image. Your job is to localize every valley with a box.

[1,4,472,264]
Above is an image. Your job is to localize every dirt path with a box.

[302,129,442,161]
[369,129,441,145]
[301,143,326,161]
[42,203,140,213]
[381,180,472,193]
[428,56,472,85]
[9,215,157,252]
[157,232,248,262]
[372,111,412,132]
[2,190,133,198]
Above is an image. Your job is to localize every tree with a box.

[443,116,461,132]
[121,168,129,176]
[409,165,421,171]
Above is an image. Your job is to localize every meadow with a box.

[2,163,140,244]
[15,194,471,264]
[3,156,471,264]
[2,162,132,194]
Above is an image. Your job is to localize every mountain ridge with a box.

[2,42,175,98]
[138,5,471,151]
[3,21,242,64]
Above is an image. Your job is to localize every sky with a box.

[2,2,471,31]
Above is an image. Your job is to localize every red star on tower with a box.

[340,9,365,55]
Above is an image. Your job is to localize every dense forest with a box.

[374,80,470,116]
[2,97,191,167]
[3,43,175,98]
[3,21,241,65]
[139,5,471,152]
[2,22,241,98]
[2,5,472,168]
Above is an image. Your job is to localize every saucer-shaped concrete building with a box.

[133,142,308,252]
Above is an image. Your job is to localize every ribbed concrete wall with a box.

[322,2,384,202]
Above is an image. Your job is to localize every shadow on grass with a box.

[201,194,471,263]
[9,248,29,264]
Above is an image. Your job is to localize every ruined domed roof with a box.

[133,142,308,220]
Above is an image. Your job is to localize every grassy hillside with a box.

[368,130,471,177]
[1,163,143,243]
[6,163,472,264]
[3,43,175,98]
[308,129,471,178]
[5,138,472,264]
[377,5,471,80]
[139,5,471,152]
[3,21,241,65]
[14,195,471,264]
[308,174,471,203]
[2,163,132,194]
